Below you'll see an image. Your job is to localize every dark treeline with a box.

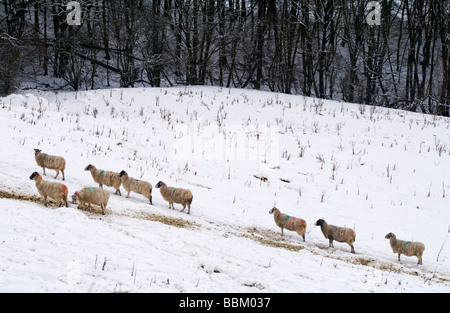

[0,0,449,116]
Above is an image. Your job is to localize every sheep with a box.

[268,207,307,242]
[119,170,153,204]
[29,171,68,207]
[155,181,193,214]
[34,148,66,180]
[71,187,110,215]
[84,164,122,195]
[315,219,356,254]
[385,232,425,265]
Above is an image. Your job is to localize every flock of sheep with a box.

[30,148,425,266]
[269,207,425,265]
[30,149,193,215]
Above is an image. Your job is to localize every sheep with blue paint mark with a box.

[34,148,66,180]
[385,232,425,265]
[84,164,121,195]
[71,187,110,215]
[315,219,356,253]
[155,181,193,214]
[269,207,307,242]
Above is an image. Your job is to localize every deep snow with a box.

[0,86,449,293]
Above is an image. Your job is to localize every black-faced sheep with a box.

[84,164,121,195]
[315,219,356,254]
[268,207,307,241]
[29,171,68,207]
[72,187,110,215]
[34,148,66,180]
[385,232,425,265]
[119,170,152,204]
[155,181,193,214]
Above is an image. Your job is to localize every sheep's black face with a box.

[71,194,79,204]
[29,171,39,180]
[84,164,93,171]
[119,170,126,177]
[155,181,163,188]
[385,232,394,239]
[34,148,41,156]
[315,219,324,226]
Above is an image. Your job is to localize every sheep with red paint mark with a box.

[29,171,68,207]
[269,207,307,242]
[315,219,356,253]
[71,187,110,215]
[385,232,425,265]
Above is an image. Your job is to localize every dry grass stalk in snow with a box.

[71,187,110,215]
[84,164,122,195]
[34,148,66,180]
[268,207,307,242]
[385,232,425,265]
[155,181,193,214]
[29,171,68,207]
[119,170,152,204]
[315,219,356,254]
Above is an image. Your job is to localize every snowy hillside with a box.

[0,86,449,293]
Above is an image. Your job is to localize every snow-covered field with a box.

[0,86,449,293]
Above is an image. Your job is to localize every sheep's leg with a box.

[350,245,355,254]
[101,204,105,215]
[329,239,334,248]
[54,170,60,179]
[169,202,173,209]
[181,204,186,212]
[418,257,422,265]
[43,195,48,206]
[116,189,122,196]
[126,191,130,198]
[42,167,46,176]
[187,204,190,214]
[280,228,284,236]
[99,184,103,189]
[296,230,305,242]
[62,170,65,181]
[149,196,152,205]
[398,254,401,262]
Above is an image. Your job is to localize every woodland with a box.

[1,0,449,116]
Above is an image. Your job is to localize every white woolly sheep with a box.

[71,187,110,215]
[268,207,307,241]
[29,171,68,207]
[385,232,425,265]
[34,148,66,180]
[84,164,122,195]
[155,181,193,214]
[315,219,356,254]
[119,170,152,204]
